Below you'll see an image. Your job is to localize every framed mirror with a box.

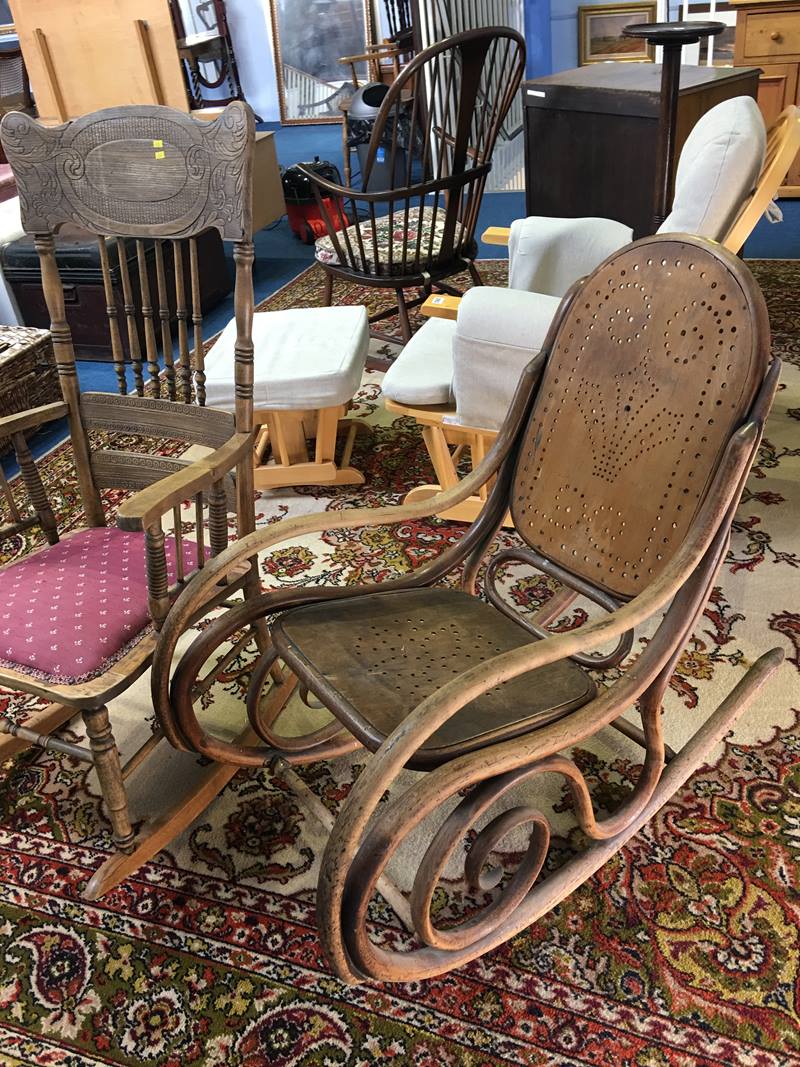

[269,0,375,124]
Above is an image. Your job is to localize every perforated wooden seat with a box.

[272,588,596,770]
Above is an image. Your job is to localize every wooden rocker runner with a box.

[148,234,782,983]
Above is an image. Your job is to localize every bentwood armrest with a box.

[481,226,511,246]
[294,162,491,205]
[0,401,68,437]
[117,432,252,532]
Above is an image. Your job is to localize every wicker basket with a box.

[0,326,60,456]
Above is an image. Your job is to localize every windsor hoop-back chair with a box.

[305,26,526,343]
[149,233,782,982]
[0,100,264,899]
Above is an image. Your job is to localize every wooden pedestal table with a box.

[623,20,725,229]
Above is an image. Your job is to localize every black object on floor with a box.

[3,228,231,361]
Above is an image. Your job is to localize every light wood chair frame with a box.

[394,104,800,526]
[0,101,267,899]
[145,235,782,984]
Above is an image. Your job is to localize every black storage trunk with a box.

[2,229,232,361]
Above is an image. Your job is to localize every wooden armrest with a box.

[339,46,400,64]
[117,432,252,532]
[0,401,68,436]
[481,226,511,246]
[421,294,461,320]
[294,162,488,205]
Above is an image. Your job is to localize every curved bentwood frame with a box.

[142,234,783,984]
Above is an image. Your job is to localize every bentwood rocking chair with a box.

[0,101,263,899]
[305,27,526,344]
[149,233,782,983]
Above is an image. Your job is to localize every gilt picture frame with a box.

[269,0,376,125]
[578,1,658,65]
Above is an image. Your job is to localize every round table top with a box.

[622,20,726,44]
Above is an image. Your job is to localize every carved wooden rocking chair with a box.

[149,234,782,983]
[0,101,264,899]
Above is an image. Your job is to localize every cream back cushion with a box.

[659,96,766,241]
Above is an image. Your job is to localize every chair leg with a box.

[402,424,514,527]
[84,758,245,901]
[323,273,334,306]
[84,679,300,901]
[467,261,484,286]
[82,705,135,855]
[395,288,412,343]
[276,761,412,930]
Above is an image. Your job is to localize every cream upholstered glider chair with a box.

[383,99,800,524]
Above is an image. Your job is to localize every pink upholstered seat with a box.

[0,527,190,684]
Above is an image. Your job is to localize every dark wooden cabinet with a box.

[522,63,761,238]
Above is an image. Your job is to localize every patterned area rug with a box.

[0,260,798,1065]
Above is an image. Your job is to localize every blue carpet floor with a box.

[4,120,797,474]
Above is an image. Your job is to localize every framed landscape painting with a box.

[578,2,658,64]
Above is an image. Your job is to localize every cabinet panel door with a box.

[756,62,799,122]
[757,65,800,192]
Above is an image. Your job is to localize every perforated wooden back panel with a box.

[511,236,769,600]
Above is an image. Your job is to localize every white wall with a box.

[228,0,281,121]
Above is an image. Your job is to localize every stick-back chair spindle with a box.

[299,27,526,345]
[189,237,205,406]
[154,241,177,401]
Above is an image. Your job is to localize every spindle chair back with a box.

[303,27,525,343]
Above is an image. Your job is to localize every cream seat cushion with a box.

[508,216,632,299]
[381,317,456,406]
[204,305,369,412]
[506,96,767,301]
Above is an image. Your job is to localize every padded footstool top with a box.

[204,305,369,412]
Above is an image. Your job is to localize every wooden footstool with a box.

[204,305,369,490]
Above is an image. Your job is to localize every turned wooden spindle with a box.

[623,21,725,231]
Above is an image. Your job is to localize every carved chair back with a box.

[508,235,769,606]
[0,101,256,531]
[314,27,525,282]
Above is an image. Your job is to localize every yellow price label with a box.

[154,150,165,160]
